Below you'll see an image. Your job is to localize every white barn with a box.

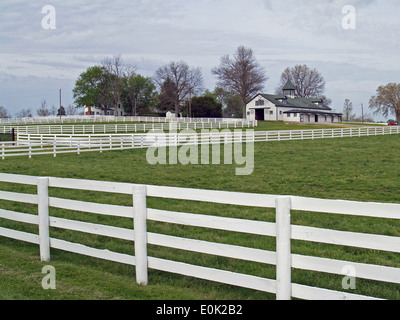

[246,80,342,123]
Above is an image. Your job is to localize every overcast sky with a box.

[0,0,399,120]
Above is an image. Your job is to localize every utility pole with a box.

[361,103,364,123]
[59,89,62,121]
[188,88,192,119]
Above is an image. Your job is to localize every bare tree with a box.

[351,113,374,123]
[212,46,268,117]
[276,64,326,98]
[319,95,332,107]
[16,108,33,118]
[0,106,10,118]
[50,105,57,116]
[66,104,78,115]
[369,83,400,122]
[102,54,136,116]
[186,67,204,118]
[343,99,354,121]
[154,61,204,117]
[37,99,50,117]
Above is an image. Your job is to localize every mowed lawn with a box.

[0,133,399,300]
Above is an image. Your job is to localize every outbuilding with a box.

[246,80,342,123]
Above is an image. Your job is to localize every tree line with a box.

[0,100,82,119]
[71,47,332,119]
[342,82,400,123]
[1,46,400,122]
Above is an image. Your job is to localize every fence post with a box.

[133,185,148,286]
[37,177,50,262]
[275,196,292,300]
[53,141,56,157]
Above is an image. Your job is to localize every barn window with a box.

[255,99,265,106]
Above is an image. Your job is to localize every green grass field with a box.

[0,127,399,300]
[0,133,12,141]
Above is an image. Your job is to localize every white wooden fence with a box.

[0,121,257,136]
[0,116,248,125]
[0,173,399,300]
[2,126,400,159]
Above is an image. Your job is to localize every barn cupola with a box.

[282,79,297,98]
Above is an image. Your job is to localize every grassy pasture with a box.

[0,126,399,300]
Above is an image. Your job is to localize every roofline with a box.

[245,93,264,105]
[283,110,342,115]
[282,79,297,91]
[247,93,333,111]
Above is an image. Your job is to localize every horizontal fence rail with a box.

[0,121,257,135]
[1,126,399,159]
[0,116,250,125]
[0,173,399,300]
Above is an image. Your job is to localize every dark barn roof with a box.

[254,94,332,112]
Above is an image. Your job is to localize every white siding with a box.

[246,96,276,121]
[247,96,342,123]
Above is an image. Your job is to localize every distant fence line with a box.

[0,121,258,136]
[1,126,399,159]
[0,116,249,125]
[0,173,399,300]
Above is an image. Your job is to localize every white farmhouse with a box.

[246,80,342,123]
[84,103,126,116]
[84,105,105,116]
